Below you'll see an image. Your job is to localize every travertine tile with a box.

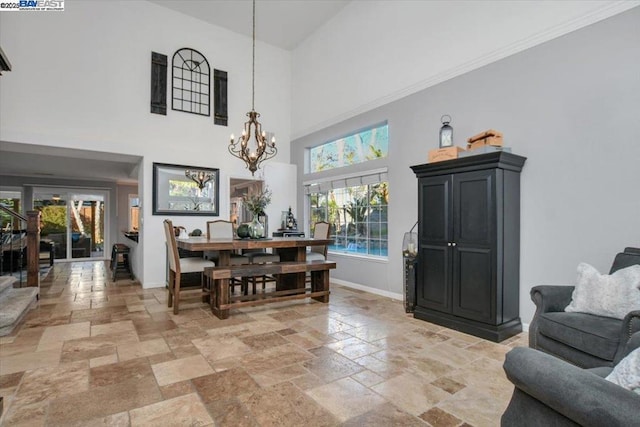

[11,360,89,407]
[343,402,425,426]
[37,322,91,351]
[159,379,194,400]
[116,337,170,361]
[302,349,364,382]
[151,354,214,386]
[89,357,153,388]
[0,261,523,426]
[240,343,314,374]
[242,382,339,427]
[90,320,135,337]
[372,372,450,416]
[437,386,508,426]
[350,369,385,387]
[129,393,213,426]
[1,400,48,427]
[206,397,260,427]
[192,335,253,362]
[249,363,309,388]
[192,367,260,403]
[307,377,387,422]
[89,353,119,368]
[47,376,162,425]
[239,331,289,350]
[419,407,464,427]
[0,349,61,376]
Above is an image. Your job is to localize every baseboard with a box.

[330,278,403,301]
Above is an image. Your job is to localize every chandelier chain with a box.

[252,0,256,111]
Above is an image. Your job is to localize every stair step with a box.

[0,287,38,336]
[0,276,18,295]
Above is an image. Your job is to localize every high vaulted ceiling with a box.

[148,0,351,50]
[2,1,634,184]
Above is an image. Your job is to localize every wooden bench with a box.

[204,260,336,319]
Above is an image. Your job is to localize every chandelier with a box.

[228,0,277,176]
[185,169,213,190]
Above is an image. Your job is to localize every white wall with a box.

[291,0,639,138]
[291,7,640,325]
[0,1,293,287]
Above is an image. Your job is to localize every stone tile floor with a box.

[0,261,527,426]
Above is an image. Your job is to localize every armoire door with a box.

[451,169,497,323]
[417,175,452,313]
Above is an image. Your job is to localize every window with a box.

[307,173,388,258]
[309,123,388,173]
[0,190,22,230]
[172,48,210,116]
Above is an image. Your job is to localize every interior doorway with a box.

[33,188,108,260]
[229,178,263,229]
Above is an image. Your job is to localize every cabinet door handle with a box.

[452,242,457,247]
[447,242,452,247]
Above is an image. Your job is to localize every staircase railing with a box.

[0,203,41,288]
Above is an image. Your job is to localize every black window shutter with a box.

[214,69,228,126]
[151,52,167,115]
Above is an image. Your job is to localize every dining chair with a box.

[307,221,330,261]
[245,248,280,293]
[205,220,250,265]
[206,220,250,293]
[163,219,215,314]
[243,224,281,292]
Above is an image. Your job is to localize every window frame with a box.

[306,170,388,260]
[308,122,389,174]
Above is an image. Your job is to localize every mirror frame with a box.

[152,162,219,216]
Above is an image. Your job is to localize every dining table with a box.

[175,236,334,291]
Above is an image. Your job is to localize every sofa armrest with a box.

[614,312,640,363]
[504,347,640,427]
[530,285,574,314]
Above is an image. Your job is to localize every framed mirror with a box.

[152,162,219,216]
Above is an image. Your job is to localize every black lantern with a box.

[439,115,453,148]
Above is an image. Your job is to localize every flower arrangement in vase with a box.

[242,187,271,238]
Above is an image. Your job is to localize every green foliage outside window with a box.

[310,182,388,257]
[310,124,388,173]
[38,206,67,235]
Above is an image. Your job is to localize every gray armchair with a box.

[501,332,640,427]
[529,247,640,368]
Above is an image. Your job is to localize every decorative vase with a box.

[249,216,264,239]
[236,223,250,238]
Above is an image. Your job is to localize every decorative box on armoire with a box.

[410,152,526,342]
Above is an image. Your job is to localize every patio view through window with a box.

[307,123,389,257]
[309,181,388,257]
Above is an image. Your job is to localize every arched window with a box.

[172,48,210,116]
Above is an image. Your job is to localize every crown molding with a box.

[292,2,640,140]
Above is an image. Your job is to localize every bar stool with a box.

[111,243,133,281]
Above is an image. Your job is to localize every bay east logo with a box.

[20,0,63,7]
[0,0,65,11]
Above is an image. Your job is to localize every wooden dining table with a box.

[176,236,334,290]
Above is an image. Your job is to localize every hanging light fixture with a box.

[185,169,213,190]
[228,0,277,176]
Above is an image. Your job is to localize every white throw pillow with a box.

[606,347,640,394]
[564,263,640,320]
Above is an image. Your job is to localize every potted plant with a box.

[242,187,271,238]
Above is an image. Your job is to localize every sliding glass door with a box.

[33,189,107,260]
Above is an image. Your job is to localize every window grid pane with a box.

[309,181,388,258]
[309,124,388,173]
